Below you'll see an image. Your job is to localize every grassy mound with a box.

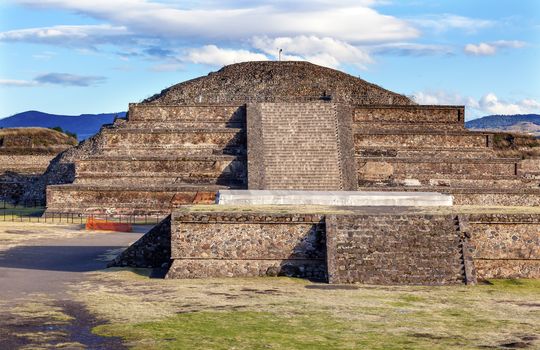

[0,127,77,154]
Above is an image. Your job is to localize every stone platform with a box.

[216,190,453,206]
[156,205,540,284]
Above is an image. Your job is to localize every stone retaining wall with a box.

[0,154,57,174]
[353,105,464,124]
[46,186,217,215]
[128,104,245,123]
[167,211,327,280]
[464,214,540,279]
[357,159,519,181]
[355,132,490,148]
[160,208,538,284]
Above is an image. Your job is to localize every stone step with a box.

[251,102,343,191]
[128,104,246,123]
[76,155,245,174]
[354,122,465,132]
[82,154,244,161]
[103,127,244,134]
[356,186,540,206]
[102,128,245,149]
[100,145,245,157]
[519,159,540,177]
[0,154,57,175]
[74,175,247,187]
[358,177,540,189]
[125,121,245,129]
[357,158,519,177]
[0,165,48,175]
[356,147,495,159]
[45,183,232,215]
[353,105,464,124]
[355,131,491,149]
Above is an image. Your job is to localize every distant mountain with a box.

[0,110,126,141]
[466,114,540,136]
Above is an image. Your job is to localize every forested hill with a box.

[0,110,126,141]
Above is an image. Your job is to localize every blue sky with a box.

[0,0,538,120]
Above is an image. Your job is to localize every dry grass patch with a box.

[0,127,77,152]
[0,222,86,253]
[71,269,540,349]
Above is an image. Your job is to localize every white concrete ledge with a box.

[217,190,453,207]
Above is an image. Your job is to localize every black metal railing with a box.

[0,201,165,225]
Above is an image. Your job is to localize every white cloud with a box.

[492,40,527,48]
[464,42,496,56]
[412,14,493,33]
[370,42,454,56]
[464,40,526,56]
[35,73,106,86]
[412,90,540,119]
[0,79,37,87]
[0,24,130,47]
[185,45,268,66]
[14,0,419,43]
[0,73,106,87]
[478,93,538,115]
[412,91,476,106]
[252,36,373,69]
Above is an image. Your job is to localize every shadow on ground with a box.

[0,245,127,272]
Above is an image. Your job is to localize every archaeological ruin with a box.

[0,127,77,203]
[36,61,539,284]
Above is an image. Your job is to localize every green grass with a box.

[82,275,540,350]
[0,201,46,219]
[94,310,459,350]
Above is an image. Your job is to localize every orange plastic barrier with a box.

[85,218,133,232]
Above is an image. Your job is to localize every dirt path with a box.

[0,223,145,349]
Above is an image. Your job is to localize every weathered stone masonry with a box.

[463,214,540,279]
[43,62,540,215]
[39,61,539,284]
[158,208,538,284]
[166,211,327,280]
[247,102,356,191]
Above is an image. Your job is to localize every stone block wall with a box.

[46,185,217,215]
[128,104,245,123]
[109,215,172,268]
[167,211,327,280]
[519,159,540,176]
[0,153,63,202]
[45,104,248,215]
[102,129,245,149]
[0,154,58,175]
[355,132,490,149]
[353,105,464,124]
[326,214,466,285]
[464,214,540,279]
[357,159,518,181]
[352,104,540,206]
[451,190,540,206]
[116,207,540,284]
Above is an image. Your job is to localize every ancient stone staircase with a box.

[45,104,248,215]
[326,213,467,285]
[354,105,540,206]
[248,102,345,190]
